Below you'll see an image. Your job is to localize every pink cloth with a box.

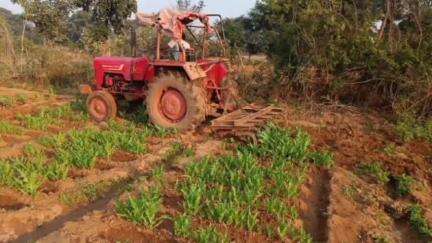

[137,8,213,40]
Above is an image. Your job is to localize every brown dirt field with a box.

[284,104,432,242]
[0,86,431,242]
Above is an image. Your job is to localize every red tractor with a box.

[81,10,238,130]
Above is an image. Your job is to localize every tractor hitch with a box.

[210,104,284,143]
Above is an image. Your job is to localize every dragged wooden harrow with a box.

[210,104,284,143]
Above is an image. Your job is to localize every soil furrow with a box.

[300,166,331,242]
[9,177,132,243]
[8,140,177,242]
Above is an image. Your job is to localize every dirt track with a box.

[0,87,431,242]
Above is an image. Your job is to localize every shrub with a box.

[409,204,432,238]
[249,0,432,117]
[358,163,390,184]
[394,174,415,197]
[396,116,432,143]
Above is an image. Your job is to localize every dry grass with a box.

[0,18,92,90]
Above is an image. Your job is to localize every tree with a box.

[12,0,136,43]
[74,0,136,38]
[221,18,246,50]
[12,0,72,42]
[177,0,205,12]
[222,16,266,56]
[249,0,432,116]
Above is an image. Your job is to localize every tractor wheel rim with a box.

[160,89,187,122]
[89,97,108,120]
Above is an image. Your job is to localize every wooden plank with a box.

[211,109,246,124]
[211,105,283,141]
[234,106,278,127]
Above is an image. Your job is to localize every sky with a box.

[0,0,255,18]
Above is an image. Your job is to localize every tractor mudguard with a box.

[152,61,207,81]
[182,62,207,80]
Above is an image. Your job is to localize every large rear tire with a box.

[146,73,206,130]
[86,91,117,122]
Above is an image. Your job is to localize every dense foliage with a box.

[11,0,136,46]
[228,0,432,117]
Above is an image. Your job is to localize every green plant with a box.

[181,183,204,216]
[358,163,390,184]
[39,133,68,148]
[16,94,29,104]
[0,143,72,196]
[17,105,88,131]
[163,142,186,162]
[53,125,149,169]
[151,165,165,188]
[184,148,195,157]
[290,227,313,243]
[309,151,334,168]
[267,198,289,221]
[395,174,415,197]
[116,187,164,229]
[174,214,192,238]
[45,162,69,181]
[269,169,302,198]
[276,220,291,240]
[23,144,70,181]
[0,96,15,107]
[148,125,176,138]
[383,143,397,156]
[178,124,320,240]
[193,227,229,243]
[396,116,432,143]
[60,180,114,207]
[373,235,391,243]
[409,204,432,238]
[343,185,360,200]
[252,124,311,162]
[0,157,45,196]
[17,113,55,131]
[0,120,22,135]
[23,143,45,158]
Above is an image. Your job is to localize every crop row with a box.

[0,103,172,196]
[116,124,334,242]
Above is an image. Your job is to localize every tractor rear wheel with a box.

[86,91,117,122]
[146,73,206,130]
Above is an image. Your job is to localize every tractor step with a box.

[210,104,284,143]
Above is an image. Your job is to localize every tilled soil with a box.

[0,87,431,242]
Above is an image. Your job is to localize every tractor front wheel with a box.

[86,91,118,122]
[146,73,206,130]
